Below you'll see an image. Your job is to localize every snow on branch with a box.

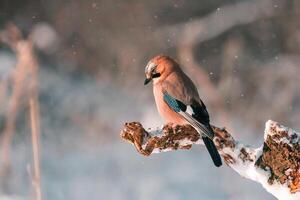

[120,120,300,200]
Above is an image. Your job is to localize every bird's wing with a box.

[163,91,214,140]
[163,91,222,167]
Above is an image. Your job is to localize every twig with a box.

[0,34,28,171]
[29,97,42,200]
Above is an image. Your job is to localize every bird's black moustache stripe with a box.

[144,73,161,85]
[152,73,161,78]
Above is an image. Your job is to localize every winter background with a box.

[0,0,300,199]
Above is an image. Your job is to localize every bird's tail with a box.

[202,125,222,167]
[202,136,222,167]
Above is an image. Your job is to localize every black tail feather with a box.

[202,136,222,167]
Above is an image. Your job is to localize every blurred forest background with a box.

[0,0,299,199]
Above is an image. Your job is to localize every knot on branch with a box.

[256,120,300,193]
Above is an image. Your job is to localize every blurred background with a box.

[0,0,299,199]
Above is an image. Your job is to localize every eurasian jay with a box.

[144,55,222,167]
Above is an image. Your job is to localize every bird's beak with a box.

[144,77,151,85]
[144,72,152,85]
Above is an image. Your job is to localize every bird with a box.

[144,55,222,167]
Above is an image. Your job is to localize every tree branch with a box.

[120,120,300,200]
[155,0,283,47]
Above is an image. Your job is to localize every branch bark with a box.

[120,120,300,200]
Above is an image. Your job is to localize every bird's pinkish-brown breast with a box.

[153,83,187,125]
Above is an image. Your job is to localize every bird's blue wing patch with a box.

[163,92,185,113]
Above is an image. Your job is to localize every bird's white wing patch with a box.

[186,105,195,115]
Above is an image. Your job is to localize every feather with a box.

[163,92,185,112]
[180,112,214,139]
[163,92,214,139]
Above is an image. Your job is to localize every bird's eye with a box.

[152,73,161,78]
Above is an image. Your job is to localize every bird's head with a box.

[144,55,177,85]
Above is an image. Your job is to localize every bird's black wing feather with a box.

[190,99,210,125]
[190,100,222,167]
